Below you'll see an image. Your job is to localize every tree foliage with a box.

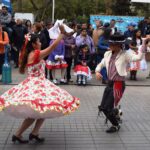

[131,2,150,17]
[111,0,132,16]
[11,0,149,22]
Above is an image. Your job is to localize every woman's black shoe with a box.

[29,133,45,143]
[12,135,29,144]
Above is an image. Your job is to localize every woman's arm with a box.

[125,48,143,62]
[39,25,66,59]
[98,37,109,50]
[39,34,64,59]
[125,37,150,62]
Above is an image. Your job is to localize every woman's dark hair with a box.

[81,28,87,32]
[34,22,42,33]
[2,6,8,10]
[25,20,32,27]
[77,24,81,30]
[132,29,142,46]
[79,44,89,52]
[130,41,137,47]
[103,22,110,28]
[103,28,112,40]
[19,34,39,74]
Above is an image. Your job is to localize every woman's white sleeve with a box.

[95,58,105,72]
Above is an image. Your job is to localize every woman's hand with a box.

[95,72,103,80]
[71,45,75,49]
[146,35,150,38]
[142,36,150,43]
[59,25,66,34]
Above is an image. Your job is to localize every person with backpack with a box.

[0,21,9,79]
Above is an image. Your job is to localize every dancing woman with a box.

[0,25,80,143]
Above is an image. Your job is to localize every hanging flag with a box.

[0,0,2,9]
[1,0,12,13]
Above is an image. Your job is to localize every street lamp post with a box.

[52,0,55,23]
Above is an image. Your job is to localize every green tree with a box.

[11,0,149,22]
[131,2,150,17]
[111,0,131,16]
[12,0,106,22]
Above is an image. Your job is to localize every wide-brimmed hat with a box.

[108,33,125,44]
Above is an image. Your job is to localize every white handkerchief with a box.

[54,19,64,28]
[49,19,74,39]
[64,24,74,33]
[49,27,59,40]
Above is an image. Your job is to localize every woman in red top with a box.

[0,25,80,143]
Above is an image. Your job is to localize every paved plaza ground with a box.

[0,63,150,150]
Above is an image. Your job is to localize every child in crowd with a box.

[128,41,140,80]
[128,29,142,80]
[46,40,68,84]
[74,44,92,85]
[128,42,147,80]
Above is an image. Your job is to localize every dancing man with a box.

[95,33,148,133]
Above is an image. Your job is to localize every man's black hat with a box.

[109,32,125,44]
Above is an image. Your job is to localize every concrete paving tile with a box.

[127,148,150,150]
[66,148,96,150]
[66,144,96,149]
[95,143,125,149]
[1,66,150,150]
[35,145,66,149]
[124,143,150,147]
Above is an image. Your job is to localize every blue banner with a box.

[90,15,144,33]
[2,0,12,13]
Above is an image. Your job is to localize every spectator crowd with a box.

[0,5,150,85]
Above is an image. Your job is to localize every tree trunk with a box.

[29,0,39,10]
[95,0,98,14]
[17,0,22,12]
[104,0,113,15]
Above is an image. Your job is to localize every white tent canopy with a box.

[131,0,150,3]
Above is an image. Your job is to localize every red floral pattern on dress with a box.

[0,50,80,118]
